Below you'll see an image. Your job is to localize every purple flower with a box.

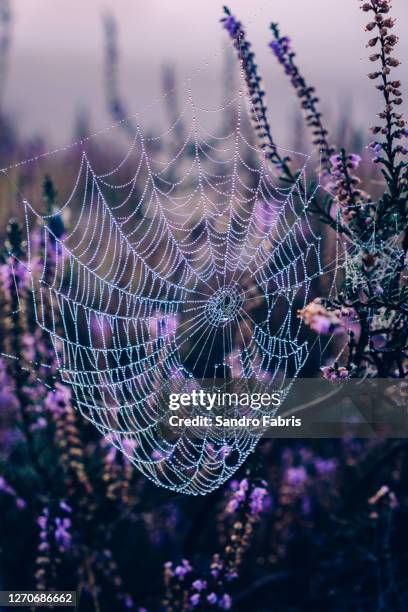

[330,154,342,169]
[222,14,241,38]
[268,36,292,73]
[286,466,307,486]
[16,498,26,509]
[229,479,239,491]
[59,500,72,513]
[30,417,47,432]
[219,445,231,460]
[219,594,232,610]
[45,383,71,417]
[207,593,217,604]
[190,593,200,607]
[321,365,349,381]
[348,154,362,169]
[221,9,292,177]
[226,478,249,513]
[249,486,268,516]
[369,141,383,154]
[55,517,72,550]
[314,458,337,476]
[192,579,207,592]
[0,476,13,494]
[174,559,192,579]
[0,476,27,509]
[37,509,49,534]
[151,449,168,461]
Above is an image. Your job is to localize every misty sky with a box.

[4,0,408,149]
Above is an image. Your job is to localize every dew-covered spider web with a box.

[2,63,333,494]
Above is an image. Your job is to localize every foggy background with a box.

[3,0,408,150]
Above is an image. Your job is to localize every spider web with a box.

[4,67,330,494]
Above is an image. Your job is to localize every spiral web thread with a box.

[4,69,329,494]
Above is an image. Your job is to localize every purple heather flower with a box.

[174,559,192,579]
[15,498,26,509]
[174,566,188,578]
[249,486,268,516]
[268,36,292,74]
[0,477,26,509]
[37,509,48,532]
[192,579,207,592]
[219,594,232,610]
[0,476,13,494]
[44,383,71,417]
[190,593,200,607]
[222,14,241,38]
[227,478,249,513]
[321,365,349,381]
[229,479,239,491]
[219,445,231,460]
[0,258,30,293]
[59,500,72,513]
[369,141,383,154]
[348,154,362,169]
[226,498,239,513]
[314,458,337,476]
[207,593,218,604]
[55,517,72,550]
[30,417,47,432]
[151,449,167,461]
[122,437,138,457]
[286,466,307,487]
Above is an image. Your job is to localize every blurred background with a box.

[4,0,408,148]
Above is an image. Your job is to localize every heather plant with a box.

[0,2,408,611]
[0,211,141,610]
[0,218,407,611]
[223,0,408,380]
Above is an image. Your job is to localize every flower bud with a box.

[367,37,379,47]
[386,34,398,45]
[382,18,395,28]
